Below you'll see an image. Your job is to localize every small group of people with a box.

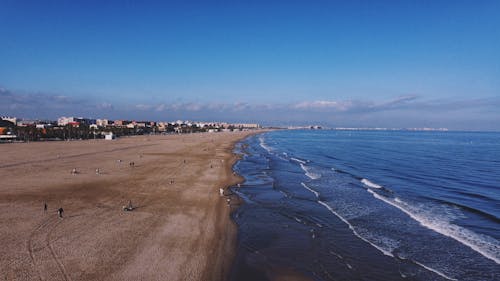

[71,168,102,175]
[44,202,64,218]
[123,200,134,211]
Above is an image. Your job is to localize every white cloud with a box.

[2,85,499,130]
[135,104,152,110]
[185,103,202,111]
[97,102,113,110]
[155,104,166,111]
[294,100,355,111]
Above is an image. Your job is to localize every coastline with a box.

[0,131,259,281]
[227,130,314,281]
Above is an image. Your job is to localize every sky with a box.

[1,0,499,130]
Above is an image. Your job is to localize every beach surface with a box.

[0,132,255,281]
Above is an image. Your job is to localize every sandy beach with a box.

[0,132,255,281]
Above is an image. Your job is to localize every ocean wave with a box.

[317,200,394,257]
[258,136,273,153]
[291,157,307,164]
[301,182,319,198]
[361,178,383,189]
[367,189,500,264]
[432,198,500,224]
[319,198,463,280]
[412,260,458,281]
[300,163,321,179]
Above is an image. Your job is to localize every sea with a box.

[228,130,500,281]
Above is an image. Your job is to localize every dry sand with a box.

[0,132,256,281]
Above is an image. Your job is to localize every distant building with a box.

[233,123,261,129]
[58,116,76,126]
[58,117,95,126]
[16,120,37,126]
[96,119,109,127]
[0,119,16,137]
[104,132,115,140]
[157,122,167,132]
[35,124,51,129]
[1,116,17,125]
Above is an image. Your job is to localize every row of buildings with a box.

[0,116,261,141]
[1,116,260,130]
[56,117,260,131]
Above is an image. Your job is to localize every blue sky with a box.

[1,1,499,130]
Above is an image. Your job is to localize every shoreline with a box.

[219,129,275,280]
[226,131,314,281]
[0,131,261,281]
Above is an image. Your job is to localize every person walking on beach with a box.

[44,202,47,212]
[58,207,64,218]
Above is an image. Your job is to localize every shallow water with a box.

[229,130,500,281]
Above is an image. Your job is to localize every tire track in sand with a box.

[27,217,52,281]
[46,219,71,281]
[27,216,71,281]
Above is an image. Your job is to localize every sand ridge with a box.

[0,132,256,281]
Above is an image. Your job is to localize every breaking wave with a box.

[301,182,319,198]
[300,163,321,179]
[291,157,307,164]
[318,200,395,257]
[361,178,383,189]
[258,136,273,153]
[367,189,500,264]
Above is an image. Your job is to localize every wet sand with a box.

[0,132,255,281]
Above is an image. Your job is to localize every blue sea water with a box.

[229,130,500,281]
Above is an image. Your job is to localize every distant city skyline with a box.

[1,1,499,130]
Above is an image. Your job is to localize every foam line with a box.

[412,260,458,281]
[301,182,319,198]
[300,163,321,179]
[258,137,272,153]
[317,200,394,257]
[361,178,383,189]
[291,157,307,164]
[367,189,500,264]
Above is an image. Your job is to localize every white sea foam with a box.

[413,260,458,281]
[291,157,307,164]
[300,163,321,179]
[317,200,394,257]
[258,136,272,153]
[329,251,343,259]
[367,189,500,264]
[279,190,288,198]
[301,182,319,198]
[361,178,383,189]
